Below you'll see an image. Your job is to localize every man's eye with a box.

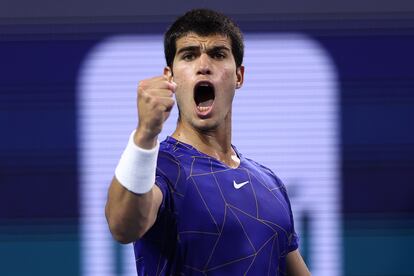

[182,53,195,61]
[213,52,226,59]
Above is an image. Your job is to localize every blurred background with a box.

[1,1,414,275]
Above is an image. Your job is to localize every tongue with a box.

[198,99,214,107]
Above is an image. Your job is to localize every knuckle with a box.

[139,90,150,101]
[138,80,147,89]
[137,86,146,98]
[140,92,157,106]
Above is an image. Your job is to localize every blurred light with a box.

[77,33,341,276]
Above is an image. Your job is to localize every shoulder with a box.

[157,146,181,181]
[157,136,197,171]
[156,138,190,188]
[158,137,184,165]
[158,137,192,161]
[244,157,287,190]
[244,157,280,180]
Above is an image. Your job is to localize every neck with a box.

[171,115,239,168]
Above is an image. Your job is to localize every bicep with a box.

[105,178,164,242]
[286,249,311,276]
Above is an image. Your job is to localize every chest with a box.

[173,157,293,245]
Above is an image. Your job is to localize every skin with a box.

[167,33,244,168]
[105,33,310,275]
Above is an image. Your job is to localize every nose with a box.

[197,53,212,75]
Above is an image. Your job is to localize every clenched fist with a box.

[134,76,177,149]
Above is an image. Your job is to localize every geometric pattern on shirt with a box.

[173,146,294,275]
[137,137,297,276]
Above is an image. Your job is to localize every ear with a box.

[164,66,173,82]
[235,65,244,89]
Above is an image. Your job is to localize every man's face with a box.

[165,33,244,132]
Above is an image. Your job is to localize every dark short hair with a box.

[164,9,244,68]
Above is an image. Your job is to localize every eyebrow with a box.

[176,45,231,55]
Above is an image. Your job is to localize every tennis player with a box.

[106,9,311,275]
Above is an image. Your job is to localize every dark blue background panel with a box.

[318,34,414,214]
[0,39,95,219]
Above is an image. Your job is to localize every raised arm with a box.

[105,75,176,243]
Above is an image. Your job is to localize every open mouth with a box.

[194,81,215,113]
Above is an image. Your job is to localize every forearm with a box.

[105,177,161,243]
[105,75,175,244]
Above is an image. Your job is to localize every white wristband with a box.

[115,130,159,194]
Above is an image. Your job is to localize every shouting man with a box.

[106,9,311,276]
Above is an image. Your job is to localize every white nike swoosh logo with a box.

[233,180,249,189]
